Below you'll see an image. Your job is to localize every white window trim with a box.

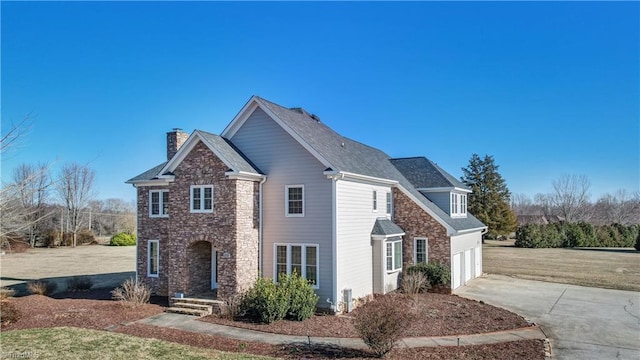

[285,185,305,217]
[148,240,159,277]
[414,237,428,264]
[273,243,319,289]
[451,192,467,218]
[386,191,392,215]
[386,239,402,273]
[190,185,214,213]
[149,189,169,218]
[372,190,378,212]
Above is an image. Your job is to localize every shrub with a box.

[0,300,21,325]
[401,271,429,295]
[66,276,93,292]
[515,224,543,248]
[0,287,15,300]
[243,278,288,324]
[279,272,319,321]
[27,280,57,296]
[406,261,450,287]
[0,234,29,253]
[220,293,245,320]
[354,294,413,357]
[635,230,640,251]
[111,278,150,305]
[109,232,136,246]
[77,230,96,245]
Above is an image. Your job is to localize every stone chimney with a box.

[167,128,188,160]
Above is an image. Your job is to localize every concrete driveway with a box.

[457,274,640,360]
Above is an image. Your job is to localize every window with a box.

[414,238,428,264]
[386,192,392,215]
[285,185,304,217]
[148,240,159,277]
[191,185,213,213]
[386,239,402,272]
[451,193,468,217]
[451,193,459,215]
[149,190,169,217]
[274,244,318,287]
[372,190,378,211]
[461,194,467,215]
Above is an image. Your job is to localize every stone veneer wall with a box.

[136,186,170,295]
[136,140,259,299]
[392,188,451,290]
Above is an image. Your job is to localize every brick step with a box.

[173,302,213,315]
[171,297,223,306]
[166,306,209,317]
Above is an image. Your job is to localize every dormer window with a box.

[450,193,467,218]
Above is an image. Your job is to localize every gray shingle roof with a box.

[257,97,486,233]
[196,130,262,174]
[126,162,168,183]
[371,218,405,236]
[390,157,470,190]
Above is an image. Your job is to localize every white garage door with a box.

[464,249,472,282]
[452,253,461,289]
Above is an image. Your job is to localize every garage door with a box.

[452,253,461,289]
[464,249,472,282]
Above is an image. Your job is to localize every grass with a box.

[483,240,640,291]
[0,327,275,360]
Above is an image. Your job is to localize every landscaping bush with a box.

[243,278,288,324]
[111,278,150,305]
[279,272,319,321]
[77,230,96,245]
[0,287,15,300]
[27,280,57,296]
[0,300,21,325]
[635,230,640,251]
[354,294,413,357]
[406,261,450,287]
[516,222,640,248]
[109,232,136,246]
[401,271,429,295]
[220,293,245,320]
[66,276,93,292]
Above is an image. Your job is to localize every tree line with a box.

[1,118,134,249]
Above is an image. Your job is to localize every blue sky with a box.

[2,1,638,202]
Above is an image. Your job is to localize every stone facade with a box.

[136,140,260,299]
[393,188,451,289]
[166,129,189,160]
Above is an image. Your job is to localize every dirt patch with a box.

[483,240,640,291]
[199,293,531,338]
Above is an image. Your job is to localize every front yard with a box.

[483,240,640,291]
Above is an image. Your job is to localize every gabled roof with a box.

[390,157,470,192]
[126,130,262,185]
[224,96,485,234]
[371,218,405,237]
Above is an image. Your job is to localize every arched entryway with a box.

[187,241,216,296]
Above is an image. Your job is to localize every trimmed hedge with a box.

[242,272,318,324]
[406,261,450,287]
[109,232,137,246]
[515,223,639,248]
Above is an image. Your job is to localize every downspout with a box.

[330,172,344,312]
[258,176,267,277]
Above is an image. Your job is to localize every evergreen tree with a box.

[461,154,517,238]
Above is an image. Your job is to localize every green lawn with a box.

[0,327,274,360]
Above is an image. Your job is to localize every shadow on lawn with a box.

[277,342,371,359]
[1,272,134,297]
[567,247,639,254]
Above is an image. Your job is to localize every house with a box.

[126,96,487,312]
[517,215,565,226]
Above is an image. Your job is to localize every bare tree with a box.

[11,163,52,247]
[56,163,96,247]
[0,115,32,154]
[550,174,592,222]
[592,190,640,225]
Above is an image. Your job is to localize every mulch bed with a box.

[1,291,545,359]
[200,293,531,338]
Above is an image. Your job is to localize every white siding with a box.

[229,108,333,303]
[450,231,483,290]
[336,180,394,301]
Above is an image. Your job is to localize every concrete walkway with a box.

[135,312,547,349]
